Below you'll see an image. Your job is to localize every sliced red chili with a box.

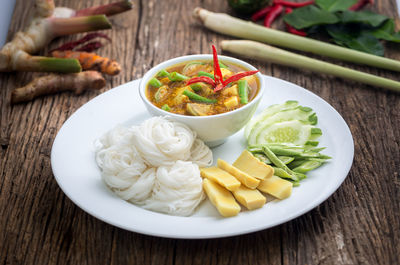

[186,76,216,87]
[251,6,272,21]
[212,45,223,85]
[285,8,307,36]
[264,4,284,28]
[222,71,259,87]
[273,0,314,8]
[349,0,374,11]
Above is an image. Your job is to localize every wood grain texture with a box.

[0,0,399,264]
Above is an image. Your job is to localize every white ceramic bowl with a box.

[139,54,265,147]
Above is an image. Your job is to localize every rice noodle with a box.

[143,161,205,216]
[190,139,213,167]
[95,116,212,216]
[131,117,195,167]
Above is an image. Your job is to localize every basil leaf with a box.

[315,0,357,12]
[283,5,339,29]
[340,10,388,27]
[370,19,400,43]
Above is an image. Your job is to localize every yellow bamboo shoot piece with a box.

[232,185,266,210]
[217,159,260,189]
[203,178,241,217]
[233,150,274,180]
[200,167,241,191]
[257,175,293,199]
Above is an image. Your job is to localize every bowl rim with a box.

[138,54,265,120]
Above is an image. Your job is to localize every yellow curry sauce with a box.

[146,60,259,116]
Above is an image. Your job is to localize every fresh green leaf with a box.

[370,19,400,43]
[315,0,357,12]
[326,24,384,56]
[347,35,384,56]
[283,5,339,29]
[325,24,360,43]
[340,10,388,27]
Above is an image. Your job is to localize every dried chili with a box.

[50,33,111,53]
[264,4,284,28]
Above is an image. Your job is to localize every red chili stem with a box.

[285,8,307,36]
[222,71,259,87]
[186,76,216,87]
[251,6,272,21]
[349,0,374,11]
[273,0,314,8]
[50,33,111,53]
[212,45,223,85]
[213,83,224,92]
[264,4,284,28]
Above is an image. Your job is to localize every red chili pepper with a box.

[221,71,259,88]
[273,0,314,8]
[349,0,374,11]
[264,4,284,28]
[251,6,272,21]
[212,45,224,85]
[285,8,307,36]
[186,76,216,87]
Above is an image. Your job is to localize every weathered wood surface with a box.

[0,0,399,264]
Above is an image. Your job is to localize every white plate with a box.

[51,75,354,239]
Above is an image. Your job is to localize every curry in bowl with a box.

[146,46,259,116]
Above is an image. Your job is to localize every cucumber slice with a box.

[247,107,317,145]
[244,100,299,139]
[255,120,315,146]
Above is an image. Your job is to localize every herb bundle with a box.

[283,0,400,56]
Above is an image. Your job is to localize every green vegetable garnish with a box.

[161,104,171,111]
[183,89,217,104]
[149,78,162,88]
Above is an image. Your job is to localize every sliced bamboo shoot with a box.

[203,178,241,217]
[200,167,241,191]
[233,150,274,180]
[232,185,266,210]
[257,175,293,199]
[217,159,260,189]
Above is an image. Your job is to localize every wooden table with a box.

[1,1,399,264]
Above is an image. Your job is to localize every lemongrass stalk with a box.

[194,8,400,72]
[221,40,400,92]
[74,1,133,17]
[49,15,111,36]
